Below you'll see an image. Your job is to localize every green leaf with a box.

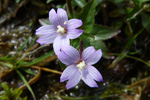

[39,18,50,26]
[18,36,31,52]
[141,13,150,33]
[16,70,36,100]
[0,82,26,100]
[80,33,93,48]
[46,0,54,4]
[22,50,54,66]
[21,68,36,75]
[0,57,15,63]
[96,0,102,6]
[0,62,13,68]
[74,0,86,8]
[77,0,96,33]
[134,0,149,7]
[91,24,120,40]
[90,40,109,58]
[109,0,124,4]
[71,38,80,50]
[16,0,20,3]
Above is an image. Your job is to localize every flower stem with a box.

[109,53,150,67]
[79,40,83,56]
[66,0,73,17]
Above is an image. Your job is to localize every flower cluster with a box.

[36,8,83,54]
[36,8,103,90]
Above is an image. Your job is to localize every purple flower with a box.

[57,46,103,90]
[36,8,84,54]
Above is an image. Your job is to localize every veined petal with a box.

[49,9,59,27]
[57,8,68,26]
[85,49,102,65]
[68,19,83,29]
[57,46,79,65]
[86,65,103,82]
[61,45,80,61]
[53,35,70,55]
[60,65,78,82]
[66,69,81,90]
[36,25,57,36]
[36,33,57,45]
[82,68,98,87]
[81,46,95,61]
[67,29,83,39]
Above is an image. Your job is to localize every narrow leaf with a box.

[91,24,120,40]
[16,70,36,100]
[77,0,96,33]
[22,50,54,66]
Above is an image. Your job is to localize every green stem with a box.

[66,0,73,17]
[109,53,150,67]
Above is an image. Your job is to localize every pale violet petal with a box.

[85,49,102,65]
[60,65,78,82]
[49,9,59,27]
[66,69,81,90]
[57,46,79,65]
[67,29,83,39]
[81,46,95,61]
[53,35,70,55]
[68,19,83,29]
[86,65,103,82]
[82,68,98,87]
[53,35,61,54]
[36,33,57,45]
[57,8,68,26]
[61,45,80,61]
[60,36,70,50]
[57,51,76,65]
[36,25,57,36]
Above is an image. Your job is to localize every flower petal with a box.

[81,46,95,61]
[57,45,80,65]
[36,25,57,36]
[66,68,81,90]
[67,29,84,39]
[53,35,70,55]
[68,19,83,29]
[86,65,103,82]
[60,65,78,82]
[49,9,59,27]
[57,8,68,27]
[82,68,98,87]
[36,33,57,45]
[85,49,102,65]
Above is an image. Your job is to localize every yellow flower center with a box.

[77,61,86,69]
[57,25,65,34]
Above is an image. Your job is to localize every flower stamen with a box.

[64,21,67,25]
[77,61,86,69]
[57,25,66,34]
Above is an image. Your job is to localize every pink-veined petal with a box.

[86,65,103,82]
[67,29,83,39]
[60,65,78,82]
[82,68,98,87]
[81,46,95,61]
[57,46,79,65]
[36,33,57,45]
[53,35,70,55]
[49,9,59,27]
[61,45,80,61]
[85,49,102,65]
[66,69,81,90]
[36,25,57,36]
[57,8,68,27]
[68,19,83,29]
